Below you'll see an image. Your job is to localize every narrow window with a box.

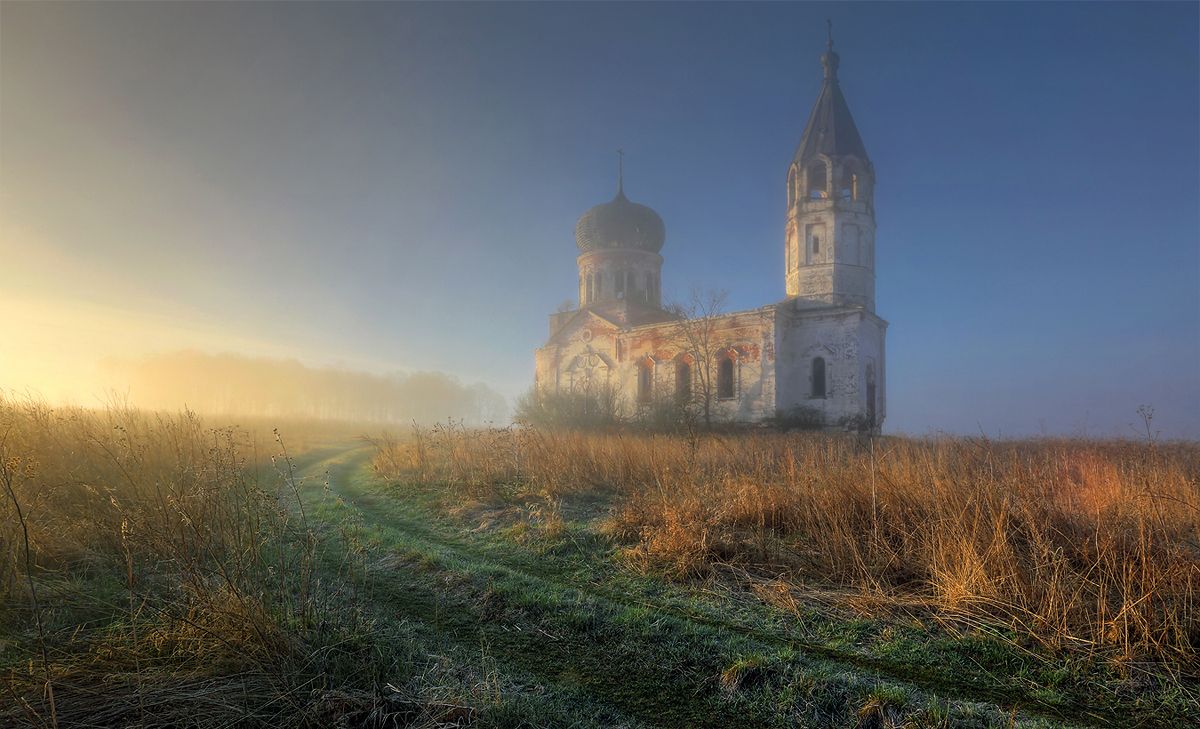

[645,273,653,301]
[586,274,594,303]
[616,270,625,297]
[717,357,735,399]
[851,174,858,201]
[812,234,820,255]
[638,360,653,404]
[675,361,691,401]
[811,357,826,399]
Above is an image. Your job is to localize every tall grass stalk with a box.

[0,396,375,727]
[375,426,1200,664]
[1,433,57,729]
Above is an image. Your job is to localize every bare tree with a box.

[666,287,728,429]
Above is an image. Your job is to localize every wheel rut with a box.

[295,444,1107,728]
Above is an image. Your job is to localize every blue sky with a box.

[2,2,1197,437]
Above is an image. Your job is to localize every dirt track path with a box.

[289,443,1106,729]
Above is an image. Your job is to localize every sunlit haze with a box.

[2,2,1197,436]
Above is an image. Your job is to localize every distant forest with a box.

[102,351,508,425]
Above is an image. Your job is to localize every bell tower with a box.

[785,25,876,311]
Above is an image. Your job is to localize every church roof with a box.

[793,42,869,166]
[575,188,665,254]
[575,153,665,254]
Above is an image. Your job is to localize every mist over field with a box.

[2,2,1196,438]
[100,351,508,424]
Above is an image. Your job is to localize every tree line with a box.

[102,351,508,425]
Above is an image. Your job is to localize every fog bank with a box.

[102,351,508,425]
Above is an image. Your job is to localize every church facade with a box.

[534,38,887,430]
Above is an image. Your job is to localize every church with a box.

[534,36,887,430]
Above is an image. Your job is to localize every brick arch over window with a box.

[637,356,655,404]
[716,350,737,400]
[674,353,694,402]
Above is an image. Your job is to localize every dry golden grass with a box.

[375,425,1200,664]
[0,396,379,728]
[0,398,320,605]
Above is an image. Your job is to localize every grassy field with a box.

[3,401,1197,727]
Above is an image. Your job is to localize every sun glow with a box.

[0,291,296,404]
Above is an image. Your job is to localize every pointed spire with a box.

[616,148,625,198]
[794,27,867,165]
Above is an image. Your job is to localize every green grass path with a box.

[289,442,1175,729]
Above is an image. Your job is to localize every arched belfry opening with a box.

[806,161,828,199]
[836,159,871,203]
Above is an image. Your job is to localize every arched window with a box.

[807,162,827,199]
[675,360,692,401]
[717,356,735,399]
[811,357,826,399]
[615,270,625,297]
[638,359,653,404]
[586,274,594,303]
[787,166,798,206]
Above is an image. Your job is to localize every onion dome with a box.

[575,155,665,253]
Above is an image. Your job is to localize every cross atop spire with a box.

[616,148,625,197]
[820,21,840,82]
